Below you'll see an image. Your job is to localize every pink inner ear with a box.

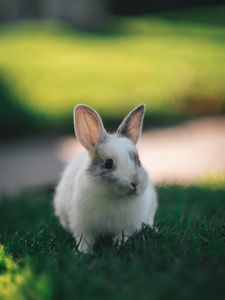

[76,108,101,150]
[129,112,142,143]
[83,111,100,146]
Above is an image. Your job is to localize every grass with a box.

[0,5,225,136]
[0,246,50,300]
[0,185,225,300]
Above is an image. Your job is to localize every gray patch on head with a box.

[87,151,117,184]
[96,134,108,147]
[129,151,140,166]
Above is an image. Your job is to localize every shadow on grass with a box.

[0,73,191,139]
[1,71,224,140]
[152,5,225,27]
[0,185,225,300]
[0,74,41,139]
[0,74,73,139]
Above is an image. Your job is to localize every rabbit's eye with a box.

[104,159,113,169]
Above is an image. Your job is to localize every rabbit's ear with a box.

[74,104,107,152]
[117,104,145,144]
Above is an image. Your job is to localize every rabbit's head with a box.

[74,104,149,197]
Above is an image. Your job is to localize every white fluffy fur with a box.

[54,105,158,253]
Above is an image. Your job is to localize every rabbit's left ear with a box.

[117,104,145,144]
[74,104,107,153]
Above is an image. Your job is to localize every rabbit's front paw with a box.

[113,233,129,248]
[76,235,94,254]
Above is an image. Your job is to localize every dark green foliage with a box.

[0,185,225,300]
[111,0,225,15]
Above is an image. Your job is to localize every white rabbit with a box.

[54,104,158,253]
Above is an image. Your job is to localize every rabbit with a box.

[54,104,158,253]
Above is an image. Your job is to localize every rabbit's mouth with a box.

[92,173,142,197]
[106,181,139,197]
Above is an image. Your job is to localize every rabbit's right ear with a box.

[117,104,145,144]
[74,104,107,153]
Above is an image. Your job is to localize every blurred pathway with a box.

[0,117,225,194]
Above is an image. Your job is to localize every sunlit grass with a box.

[0,245,51,300]
[0,5,225,125]
[198,172,225,189]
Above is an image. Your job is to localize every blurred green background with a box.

[0,4,225,137]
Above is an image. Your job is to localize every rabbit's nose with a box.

[130,182,137,192]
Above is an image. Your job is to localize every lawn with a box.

[1,185,225,300]
[0,5,225,136]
